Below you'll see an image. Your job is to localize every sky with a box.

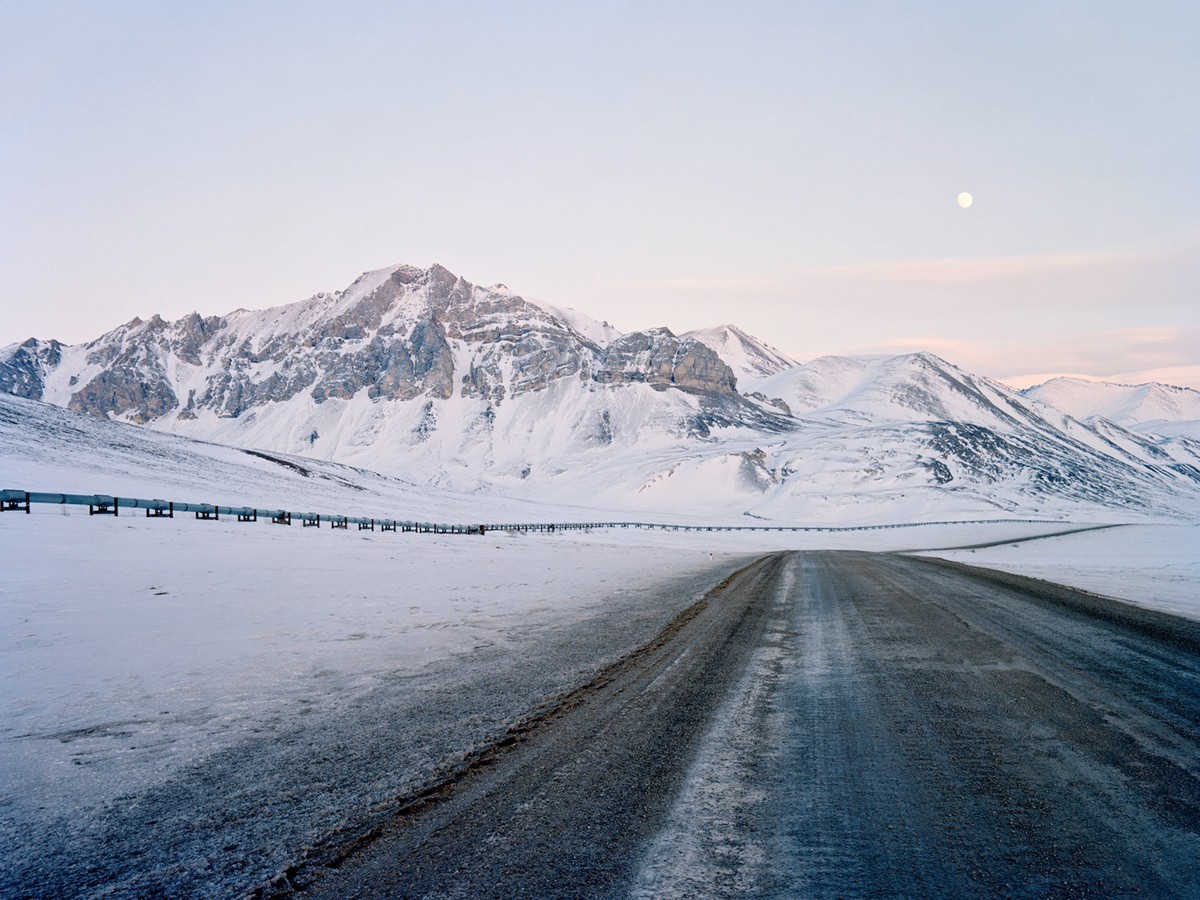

[2,1,1197,388]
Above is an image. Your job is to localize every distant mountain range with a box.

[3,262,1198,521]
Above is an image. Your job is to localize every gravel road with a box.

[297,551,1200,899]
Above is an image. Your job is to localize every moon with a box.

[957,192,973,208]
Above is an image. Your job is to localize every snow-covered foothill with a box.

[682,324,799,385]
[1023,376,1200,439]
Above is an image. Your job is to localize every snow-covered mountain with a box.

[2,264,744,419]
[733,352,1200,519]
[682,324,798,384]
[3,262,1199,521]
[753,353,1024,426]
[1022,377,1200,440]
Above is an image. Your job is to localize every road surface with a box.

[291,551,1200,899]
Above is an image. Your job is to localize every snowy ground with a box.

[6,511,1194,896]
[913,524,1200,621]
[0,512,730,816]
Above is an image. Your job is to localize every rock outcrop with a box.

[595,328,738,394]
[0,338,62,400]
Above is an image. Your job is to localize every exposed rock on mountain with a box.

[0,338,63,401]
[595,328,737,394]
[65,320,180,423]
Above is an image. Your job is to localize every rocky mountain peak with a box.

[0,338,63,400]
[1,263,755,428]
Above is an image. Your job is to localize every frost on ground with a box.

[913,524,1200,621]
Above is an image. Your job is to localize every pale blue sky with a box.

[2,1,1197,385]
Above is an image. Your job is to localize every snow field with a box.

[914,524,1200,621]
[0,510,739,822]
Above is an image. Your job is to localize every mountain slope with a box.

[2,262,786,432]
[682,324,799,384]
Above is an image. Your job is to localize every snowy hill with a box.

[0,390,548,523]
[1023,376,1200,439]
[682,324,799,384]
[3,263,1200,521]
[751,352,1040,426]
